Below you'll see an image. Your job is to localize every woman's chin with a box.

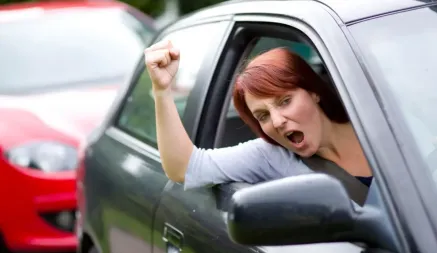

[279,139,316,157]
[295,146,317,158]
[297,151,313,158]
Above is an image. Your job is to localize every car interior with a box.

[218,37,332,149]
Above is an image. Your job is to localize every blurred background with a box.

[1,0,229,29]
[0,1,228,252]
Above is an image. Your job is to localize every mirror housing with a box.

[227,174,394,250]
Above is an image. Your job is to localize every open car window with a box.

[220,37,326,148]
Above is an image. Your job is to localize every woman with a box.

[144,40,373,192]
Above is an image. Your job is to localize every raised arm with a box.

[145,40,192,182]
[144,41,299,188]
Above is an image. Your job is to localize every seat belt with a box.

[301,155,369,206]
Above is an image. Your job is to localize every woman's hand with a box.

[144,40,180,92]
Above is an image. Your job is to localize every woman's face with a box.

[245,88,325,157]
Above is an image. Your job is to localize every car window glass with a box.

[116,23,223,148]
[119,10,155,46]
[219,37,323,148]
[349,7,437,185]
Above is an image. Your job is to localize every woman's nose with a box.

[271,111,286,129]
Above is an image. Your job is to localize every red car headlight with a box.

[5,141,78,172]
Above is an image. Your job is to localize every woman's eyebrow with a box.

[251,108,264,115]
[274,95,288,104]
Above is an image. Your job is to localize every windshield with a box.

[0,8,155,94]
[350,6,437,182]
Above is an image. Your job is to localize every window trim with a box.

[178,19,234,143]
[106,126,161,162]
[112,60,159,149]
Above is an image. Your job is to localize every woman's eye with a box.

[258,114,268,122]
[280,98,291,106]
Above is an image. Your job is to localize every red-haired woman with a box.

[144,40,373,192]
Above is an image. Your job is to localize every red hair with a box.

[233,47,349,145]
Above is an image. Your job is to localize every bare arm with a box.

[145,40,193,182]
[153,89,193,182]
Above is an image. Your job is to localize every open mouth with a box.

[286,131,304,145]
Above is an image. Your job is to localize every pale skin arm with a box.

[144,40,193,182]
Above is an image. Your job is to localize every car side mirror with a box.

[226,174,396,251]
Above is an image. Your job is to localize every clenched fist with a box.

[144,40,180,91]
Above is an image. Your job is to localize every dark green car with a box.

[76,0,437,253]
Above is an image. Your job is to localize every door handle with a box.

[163,223,184,252]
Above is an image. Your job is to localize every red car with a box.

[0,1,155,252]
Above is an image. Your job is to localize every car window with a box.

[116,23,224,148]
[219,37,323,148]
[0,8,155,95]
[349,7,437,184]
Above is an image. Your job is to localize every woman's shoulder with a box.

[235,137,284,150]
[201,138,296,168]
[247,138,295,156]
[205,137,278,153]
[246,138,311,177]
[237,138,303,165]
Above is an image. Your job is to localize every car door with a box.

[344,5,437,252]
[210,3,437,253]
[83,55,170,252]
[219,4,437,253]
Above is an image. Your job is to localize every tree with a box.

[122,0,165,17]
[178,0,227,15]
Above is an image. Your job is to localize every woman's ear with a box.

[311,93,320,103]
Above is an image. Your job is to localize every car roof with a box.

[316,0,435,23]
[177,0,435,24]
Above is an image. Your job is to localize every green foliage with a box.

[121,0,165,17]
[178,0,227,15]
[0,0,29,5]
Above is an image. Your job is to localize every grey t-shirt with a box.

[184,138,313,190]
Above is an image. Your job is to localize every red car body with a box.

[0,1,155,252]
[0,85,119,252]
